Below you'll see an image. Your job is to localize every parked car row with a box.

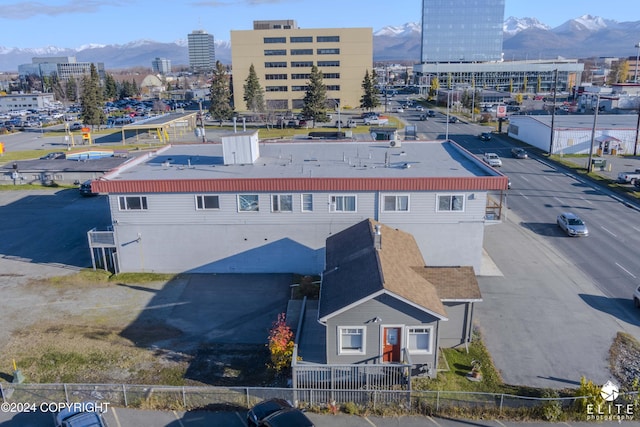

[247,399,314,427]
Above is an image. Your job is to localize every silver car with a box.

[556,212,589,237]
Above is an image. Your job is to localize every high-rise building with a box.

[231,20,372,111]
[188,30,215,73]
[152,57,171,75]
[420,0,505,63]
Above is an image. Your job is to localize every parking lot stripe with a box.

[172,410,185,426]
[427,416,443,426]
[111,407,122,427]
[235,411,246,424]
[363,416,377,426]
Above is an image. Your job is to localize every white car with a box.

[483,152,502,167]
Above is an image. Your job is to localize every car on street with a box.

[260,408,315,427]
[448,116,459,123]
[483,152,502,167]
[511,148,528,159]
[247,399,292,426]
[634,286,640,308]
[70,122,83,131]
[427,110,436,117]
[479,132,492,141]
[415,105,425,111]
[556,212,589,237]
[393,107,404,113]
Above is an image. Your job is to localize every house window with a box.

[118,196,148,210]
[437,194,465,212]
[301,193,313,212]
[195,195,220,210]
[339,327,365,354]
[272,194,293,212]
[330,195,356,212]
[407,327,432,353]
[383,195,409,211]
[238,194,259,212]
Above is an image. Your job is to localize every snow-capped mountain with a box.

[503,17,550,36]
[1,15,640,71]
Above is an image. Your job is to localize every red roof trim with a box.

[92,177,508,193]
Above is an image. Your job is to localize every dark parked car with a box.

[557,212,589,237]
[40,151,66,160]
[54,404,108,427]
[511,148,528,159]
[261,408,314,427]
[70,122,83,131]
[448,116,459,123]
[427,110,436,117]
[79,180,98,196]
[247,399,292,427]
[479,132,492,141]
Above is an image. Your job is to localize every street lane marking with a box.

[172,411,185,427]
[495,420,508,427]
[111,407,122,427]
[518,191,528,199]
[427,416,443,426]
[600,226,617,237]
[544,176,553,182]
[521,175,530,182]
[553,196,564,204]
[580,196,593,204]
[633,226,640,233]
[363,416,377,426]
[235,412,246,424]
[616,262,637,279]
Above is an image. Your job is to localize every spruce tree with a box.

[79,63,105,129]
[104,73,118,100]
[209,61,234,125]
[243,64,265,113]
[301,65,328,126]
[359,70,380,111]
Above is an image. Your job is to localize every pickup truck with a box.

[617,169,640,184]
[483,152,502,167]
[364,116,389,126]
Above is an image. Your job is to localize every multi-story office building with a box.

[421,0,505,63]
[18,56,105,83]
[188,30,215,73]
[414,0,583,94]
[230,20,372,111]
[151,57,172,75]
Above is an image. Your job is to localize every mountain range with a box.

[1,15,639,72]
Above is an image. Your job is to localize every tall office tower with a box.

[420,0,505,63]
[188,29,215,73]
[151,57,172,75]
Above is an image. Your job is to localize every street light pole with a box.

[635,42,640,83]
[548,69,559,155]
[445,89,451,140]
[587,94,601,173]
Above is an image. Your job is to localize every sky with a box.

[0,0,638,49]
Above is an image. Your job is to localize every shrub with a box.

[267,313,294,373]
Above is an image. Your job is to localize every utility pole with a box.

[587,95,601,173]
[548,69,559,155]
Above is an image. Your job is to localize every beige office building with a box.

[231,20,372,112]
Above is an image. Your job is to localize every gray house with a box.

[294,219,481,385]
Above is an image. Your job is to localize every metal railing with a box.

[3,382,636,420]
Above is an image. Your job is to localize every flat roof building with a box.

[230,20,372,111]
[88,138,507,275]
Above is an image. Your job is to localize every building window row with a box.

[263,49,341,57]
[337,325,432,356]
[262,36,339,44]
[317,61,340,67]
[265,74,288,80]
[265,62,287,68]
[266,86,288,92]
[291,74,310,80]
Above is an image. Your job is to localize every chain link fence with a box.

[1,383,638,421]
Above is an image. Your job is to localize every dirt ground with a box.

[0,261,279,386]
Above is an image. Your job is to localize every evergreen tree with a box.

[243,64,265,113]
[79,63,105,129]
[104,73,118,100]
[209,61,234,125]
[359,70,380,111]
[66,76,78,103]
[131,79,139,97]
[301,65,328,126]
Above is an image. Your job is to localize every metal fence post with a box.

[64,384,69,403]
[246,388,250,409]
[122,384,128,407]
[182,386,186,409]
[499,394,504,413]
[0,383,4,403]
[436,390,440,412]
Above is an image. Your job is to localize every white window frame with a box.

[195,195,220,210]
[271,194,293,212]
[329,195,357,212]
[382,194,409,212]
[301,193,313,212]
[406,326,433,354]
[238,194,259,212]
[338,326,365,355]
[118,195,148,211]
[436,194,465,212]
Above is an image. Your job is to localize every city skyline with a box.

[0,0,638,50]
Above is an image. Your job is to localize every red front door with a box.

[382,327,402,362]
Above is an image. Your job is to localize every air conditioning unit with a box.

[389,139,402,148]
